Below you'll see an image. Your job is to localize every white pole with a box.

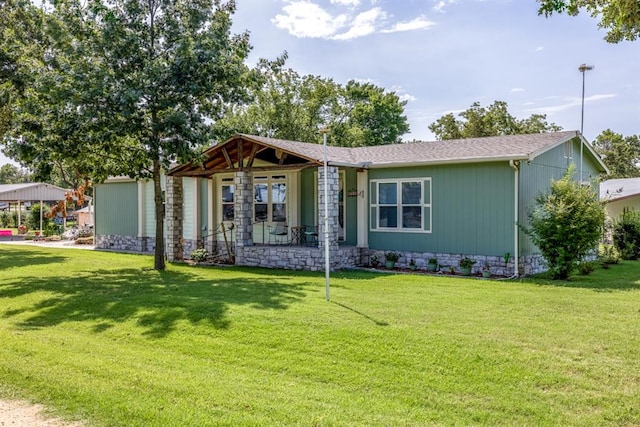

[579,63,594,182]
[322,129,330,301]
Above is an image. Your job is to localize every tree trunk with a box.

[153,159,165,270]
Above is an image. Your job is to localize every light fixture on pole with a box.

[320,128,331,301]
[578,63,594,181]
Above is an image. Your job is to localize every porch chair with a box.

[268,222,289,245]
[303,225,319,247]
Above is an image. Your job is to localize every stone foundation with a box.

[96,234,156,253]
[237,245,363,271]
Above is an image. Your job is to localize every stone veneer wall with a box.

[165,176,184,262]
[95,235,156,253]
[239,245,363,271]
[365,251,549,276]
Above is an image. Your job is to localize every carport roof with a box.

[0,183,90,202]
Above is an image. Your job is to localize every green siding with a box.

[300,169,316,227]
[343,168,357,246]
[143,180,155,237]
[95,181,138,236]
[367,162,515,256]
[183,178,196,238]
[200,178,209,234]
[518,139,603,255]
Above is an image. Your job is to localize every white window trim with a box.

[370,178,432,233]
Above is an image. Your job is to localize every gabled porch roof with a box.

[169,134,359,177]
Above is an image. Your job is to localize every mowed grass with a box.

[0,245,639,426]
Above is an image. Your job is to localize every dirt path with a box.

[0,399,84,427]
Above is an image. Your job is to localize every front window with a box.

[370,178,431,232]
[254,175,287,223]
[221,184,234,221]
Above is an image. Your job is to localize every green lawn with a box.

[0,245,639,426]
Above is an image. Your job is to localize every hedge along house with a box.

[94,131,607,275]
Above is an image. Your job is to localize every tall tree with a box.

[213,66,410,146]
[592,129,640,178]
[537,0,640,43]
[428,101,562,140]
[0,163,31,184]
[2,0,252,270]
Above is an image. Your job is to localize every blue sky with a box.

[231,0,640,142]
[2,0,639,166]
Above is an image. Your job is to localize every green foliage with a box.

[428,100,562,140]
[213,66,410,147]
[537,0,640,43]
[27,203,51,230]
[599,244,620,268]
[612,208,640,260]
[0,164,31,184]
[525,165,605,279]
[384,251,399,262]
[459,257,476,269]
[189,248,209,263]
[592,129,640,178]
[2,0,254,270]
[577,261,596,275]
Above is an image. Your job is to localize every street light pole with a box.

[579,63,594,181]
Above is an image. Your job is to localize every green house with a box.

[94,131,607,276]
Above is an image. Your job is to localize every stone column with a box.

[165,175,184,261]
[318,166,340,269]
[234,171,253,264]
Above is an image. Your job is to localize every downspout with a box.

[509,160,520,277]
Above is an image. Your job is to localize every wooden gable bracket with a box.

[221,147,233,169]
[247,143,260,168]
[278,152,288,166]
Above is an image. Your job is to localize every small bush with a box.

[524,165,604,280]
[599,244,620,267]
[613,208,640,260]
[577,261,596,276]
[190,248,209,262]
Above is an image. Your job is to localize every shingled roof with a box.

[169,130,607,177]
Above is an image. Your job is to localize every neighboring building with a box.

[0,182,89,232]
[94,131,607,276]
[600,178,640,221]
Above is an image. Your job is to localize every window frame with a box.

[369,178,432,233]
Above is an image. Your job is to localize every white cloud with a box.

[511,88,525,93]
[399,93,417,103]
[332,7,385,40]
[536,46,544,51]
[382,15,435,33]
[272,2,347,39]
[331,0,360,6]
[433,0,457,13]
[525,94,617,114]
[273,1,432,40]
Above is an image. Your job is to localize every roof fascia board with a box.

[364,156,527,169]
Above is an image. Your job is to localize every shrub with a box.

[27,203,52,231]
[384,251,399,262]
[612,208,640,260]
[599,244,620,267]
[524,165,605,280]
[459,257,476,269]
[190,248,209,263]
[577,261,596,276]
